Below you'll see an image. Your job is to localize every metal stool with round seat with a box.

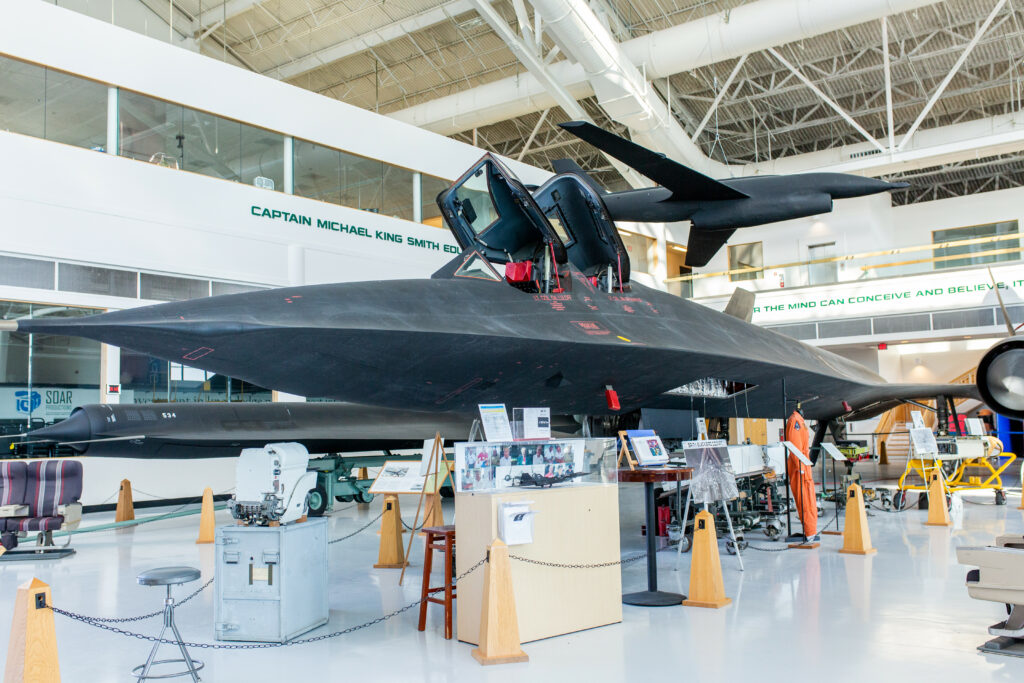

[132,566,204,682]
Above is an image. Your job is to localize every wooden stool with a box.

[418,525,456,639]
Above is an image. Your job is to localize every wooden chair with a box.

[418,525,457,639]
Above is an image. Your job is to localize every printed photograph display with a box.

[454,439,586,491]
[369,459,447,494]
[629,434,669,466]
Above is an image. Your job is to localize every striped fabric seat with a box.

[0,460,27,507]
[25,460,83,518]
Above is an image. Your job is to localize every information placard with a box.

[478,404,514,442]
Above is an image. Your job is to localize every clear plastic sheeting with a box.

[684,440,739,505]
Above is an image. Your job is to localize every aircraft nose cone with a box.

[821,174,908,199]
[28,409,93,451]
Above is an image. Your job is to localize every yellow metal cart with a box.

[895,436,1015,507]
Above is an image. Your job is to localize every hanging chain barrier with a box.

[509,552,647,569]
[47,557,488,650]
[328,511,384,545]
[76,578,216,624]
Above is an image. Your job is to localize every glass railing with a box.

[670,232,1023,298]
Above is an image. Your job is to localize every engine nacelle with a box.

[977,338,1024,419]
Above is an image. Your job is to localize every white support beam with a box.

[517,108,550,160]
[196,0,265,31]
[691,54,747,142]
[469,0,647,186]
[882,17,895,151]
[264,0,478,81]
[767,47,886,153]
[897,0,1008,151]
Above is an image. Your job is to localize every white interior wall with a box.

[692,187,1024,299]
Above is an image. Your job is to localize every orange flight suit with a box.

[785,410,817,538]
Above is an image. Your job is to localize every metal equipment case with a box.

[214,517,328,642]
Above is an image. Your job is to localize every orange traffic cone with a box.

[839,484,876,555]
[682,509,732,609]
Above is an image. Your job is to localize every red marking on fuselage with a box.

[182,347,214,361]
[435,377,483,405]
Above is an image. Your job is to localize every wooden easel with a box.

[616,431,638,470]
[399,432,451,586]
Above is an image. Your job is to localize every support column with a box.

[413,172,422,224]
[99,344,121,405]
[106,87,118,155]
[283,136,294,195]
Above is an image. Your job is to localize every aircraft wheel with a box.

[764,520,782,539]
[307,485,328,517]
[335,495,354,503]
[996,489,1007,506]
[356,490,374,504]
[892,490,907,511]
[439,485,454,498]
[677,534,691,553]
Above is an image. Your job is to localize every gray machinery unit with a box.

[214,517,328,642]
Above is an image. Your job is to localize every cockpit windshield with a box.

[452,167,500,236]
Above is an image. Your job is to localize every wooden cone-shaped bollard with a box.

[925,472,952,527]
[114,478,134,523]
[682,509,732,609]
[472,539,528,665]
[4,578,60,683]
[839,484,876,555]
[374,495,407,568]
[419,493,445,537]
[197,487,215,544]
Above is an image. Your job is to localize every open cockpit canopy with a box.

[434,154,629,293]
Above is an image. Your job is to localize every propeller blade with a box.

[989,267,1016,336]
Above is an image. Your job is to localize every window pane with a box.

[0,255,54,289]
[0,56,44,138]
[421,174,450,225]
[212,281,262,296]
[44,70,107,150]
[181,107,241,181]
[619,233,651,274]
[118,90,183,167]
[240,124,283,191]
[140,273,209,301]
[293,139,340,204]
[58,264,137,297]
[729,242,763,282]
[382,164,414,220]
[933,221,1019,270]
[120,348,271,404]
[340,151,382,213]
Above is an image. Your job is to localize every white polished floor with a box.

[2,467,1024,682]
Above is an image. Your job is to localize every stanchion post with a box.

[115,478,134,523]
[471,539,528,665]
[4,578,60,683]
[682,509,732,609]
[374,494,408,569]
[197,487,215,544]
[925,472,952,527]
[839,484,876,555]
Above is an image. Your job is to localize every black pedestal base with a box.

[980,636,1024,658]
[622,590,685,607]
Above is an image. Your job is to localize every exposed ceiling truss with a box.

[95,0,1024,203]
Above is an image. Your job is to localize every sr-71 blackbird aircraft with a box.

[554,121,908,266]
[2,142,1012,449]
[8,402,474,459]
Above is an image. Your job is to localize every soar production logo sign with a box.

[14,390,42,414]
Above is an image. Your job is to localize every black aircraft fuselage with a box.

[602,173,896,229]
[556,121,906,266]
[4,151,984,427]
[17,402,475,458]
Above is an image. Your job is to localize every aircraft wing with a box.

[559,121,748,202]
[686,228,736,267]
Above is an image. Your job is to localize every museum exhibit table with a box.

[454,483,621,644]
[618,467,693,606]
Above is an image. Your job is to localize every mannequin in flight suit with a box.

[785,408,818,541]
